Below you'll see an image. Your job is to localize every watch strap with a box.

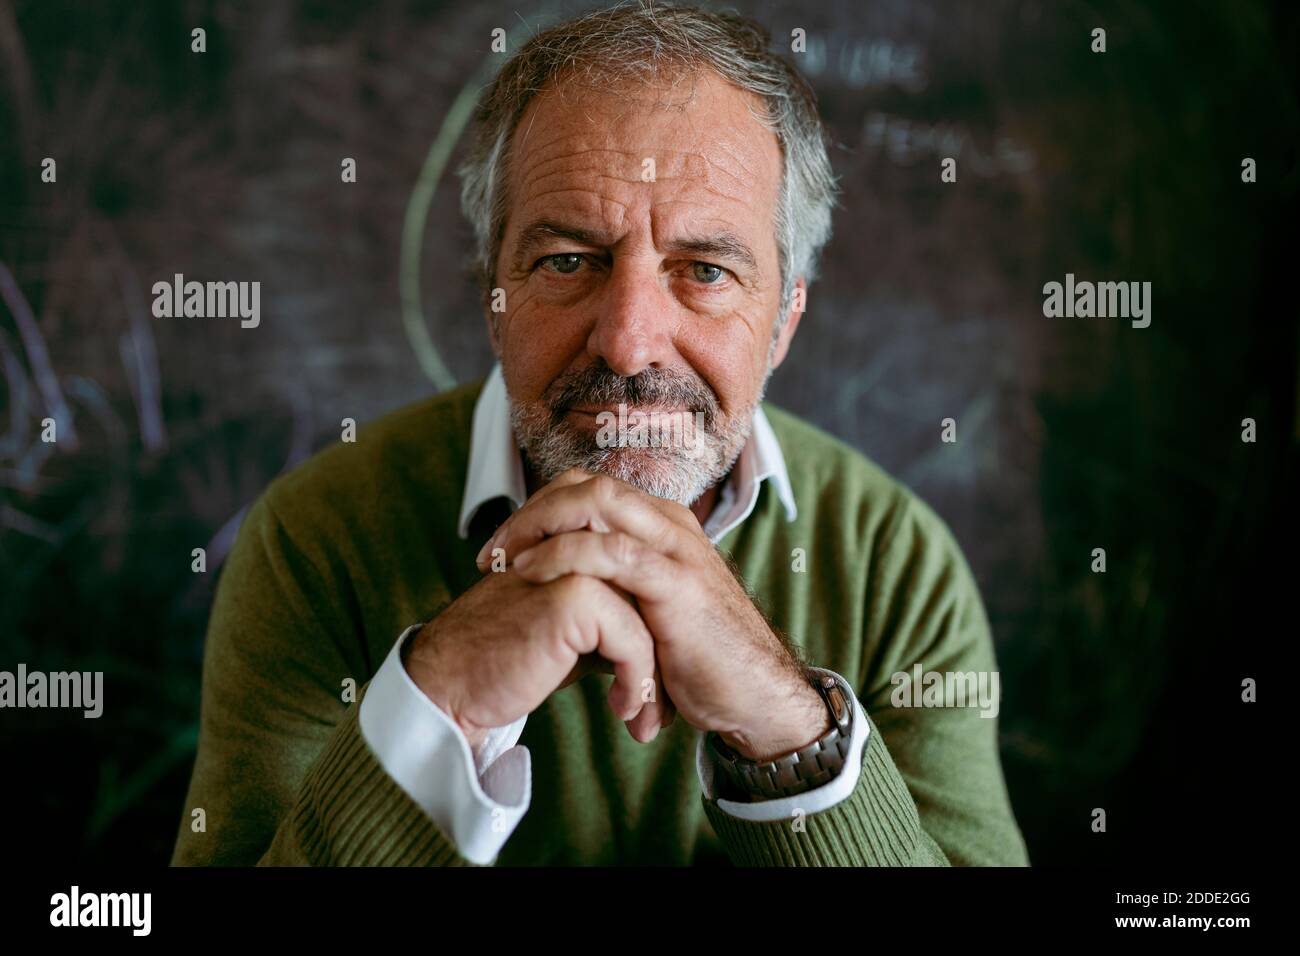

[709,672,854,801]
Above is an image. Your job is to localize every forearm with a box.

[699,657,1027,867]
[702,706,951,866]
[173,684,476,867]
[257,691,474,866]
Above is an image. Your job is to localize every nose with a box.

[585,257,678,377]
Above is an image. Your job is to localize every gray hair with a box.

[457,0,841,333]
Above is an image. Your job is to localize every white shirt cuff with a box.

[695,667,869,821]
[358,623,531,864]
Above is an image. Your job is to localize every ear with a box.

[769,276,807,369]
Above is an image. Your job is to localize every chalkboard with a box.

[0,0,1294,865]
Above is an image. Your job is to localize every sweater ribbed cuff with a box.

[290,689,476,866]
[702,714,930,866]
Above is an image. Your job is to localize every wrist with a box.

[401,624,490,753]
[718,674,831,762]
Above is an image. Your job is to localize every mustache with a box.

[545,365,720,426]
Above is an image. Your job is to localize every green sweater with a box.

[170,379,1029,867]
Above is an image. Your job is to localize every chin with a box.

[513,401,734,506]
[574,446,708,506]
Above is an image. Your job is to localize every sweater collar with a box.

[457,362,797,542]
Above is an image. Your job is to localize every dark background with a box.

[0,0,1294,866]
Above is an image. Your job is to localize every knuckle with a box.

[553,572,597,606]
[590,473,620,502]
[607,531,640,567]
[666,499,692,522]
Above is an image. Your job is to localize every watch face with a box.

[820,681,851,731]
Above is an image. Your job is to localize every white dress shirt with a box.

[357,363,870,863]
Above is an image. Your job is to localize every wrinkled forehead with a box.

[502,66,784,236]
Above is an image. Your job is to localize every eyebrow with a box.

[512,220,612,272]
[663,233,759,275]
[510,218,759,277]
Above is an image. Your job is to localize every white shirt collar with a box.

[457,363,797,542]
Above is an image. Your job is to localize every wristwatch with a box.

[707,672,854,801]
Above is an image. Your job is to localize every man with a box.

[171,2,1028,867]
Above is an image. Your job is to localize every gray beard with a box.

[508,390,763,507]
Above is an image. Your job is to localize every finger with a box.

[625,659,673,743]
[659,685,677,728]
[595,587,665,738]
[476,468,597,570]
[625,682,664,742]
[495,478,691,565]
[516,530,678,605]
[571,651,666,740]
[558,651,614,690]
[578,580,660,723]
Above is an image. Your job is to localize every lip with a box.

[566,406,690,416]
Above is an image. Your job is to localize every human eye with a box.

[690,261,727,284]
[539,253,586,275]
